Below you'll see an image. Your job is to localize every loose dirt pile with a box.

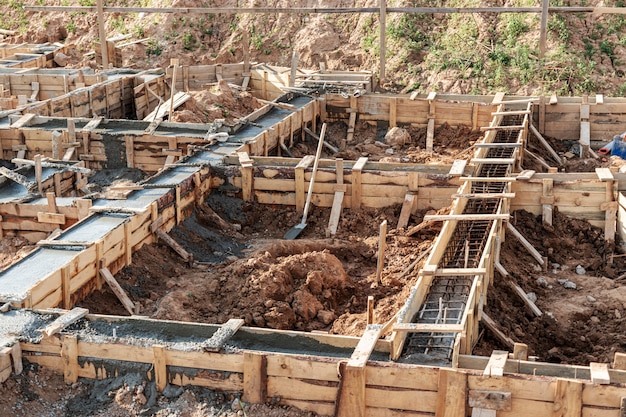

[170,80,263,124]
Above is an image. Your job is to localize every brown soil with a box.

[475,208,626,365]
[0,236,36,271]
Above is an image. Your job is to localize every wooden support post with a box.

[51,130,61,160]
[61,334,79,384]
[10,343,22,376]
[482,314,515,350]
[243,352,267,404]
[155,229,192,263]
[512,343,528,361]
[96,0,108,68]
[580,103,590,158]
[506,222,545,267]
[539,0,549,57]
[175,185,182,225]
[100,267,135,315]
[242,30,250,89]
[541,178,553,226]
[124,221,132,266]
[295,155,314,213]
[35,154,42,194]
[436,368,467,417]
[389,97,397,127]
[351,157,367,210]
[153,345,167,392]
[327,158,345,237]
[397,192,416,229]
[169,59,179,119]
[376,220,387,285]
[367,296,374,325]
[238,152,254,202]
[426,92,437,152]
[553,378,582,417]
[289,51,298,87]
[46,192,58,213]
[61,264,71,310]
[379,0,386,84]
[125,137,134,168]
[347,96,357,144]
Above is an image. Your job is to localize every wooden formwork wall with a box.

[8,165,211,309]
[0,44,71,69]
[324,94,495,129]
[18,330,626,417]
[0,75,136,119]
[166,63,245,91]
[532,96,626,142]
[222,156,462,212]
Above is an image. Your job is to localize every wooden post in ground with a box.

[376,220,387,284]
[243,352,267,404]
[379,0,386,84]
[539,0,549,57]
[34,154,42,194]
[242,30,250,89]
[367,296,374,324]
[96,0,108,69]
[169,59,179,119]
[435,367,467,417]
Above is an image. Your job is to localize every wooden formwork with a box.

[6,310,626,417]
[0,43,71,69]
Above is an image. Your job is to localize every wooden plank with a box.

[351,157,367,209]
[37,212,66,224]
[596,167,614,182]
[481,315,515,351]
[436,368,467,417]
[327,190,344,236]
[506,222,544,265]
[507,280,542,317]
[153,344,167,392]
[61,334,78,384]
[375,220,387,284]
[201,318,245,352]
[449,159,467,176]
[155,229,191,262]
[590,362,610,385]
[335,362,365,417]
[348,325,382,368]
[243,352,267,404]
[553,378,582,417]
[468,390,512,411]
[41,307,89,337]
[397,193,416,229]
[483,351,509,378]
[10,113,36,128]
[99,267,135,315]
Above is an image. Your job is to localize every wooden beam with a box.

[61,334,79,384]
[153,344,167,392]
[506,222,544,265]
[452,193,515,199]
[396,192,416,229]
[351,157,367,209]
[201,318,245,352]
[436,367,467,417]
[553,378,582,417]
[155,229,192,262]
[483,350,509,378]
[474,142,522,148]
[529,123,562,165]
[376,220,387,284]
[470,158,516,164]
[243,352,267,404]
[507,280,542,317]
[590,362,610,384]
[448,159,467,176]
[99,267,135,315]
[481,314,515,350]
[41,308,89,337]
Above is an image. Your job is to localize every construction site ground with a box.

[2,117,626,415]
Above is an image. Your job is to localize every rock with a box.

[576,265,586,275]
[586,295,597,303]
[532,264,542,272]
[385,148,395,155]
[557,279,568,285]
[537,277,548,286]
[590,316,600,323]
[551,263,560,270]
[53,52,69,67]
[384,127,411,147]
[526,292,538,303]
[616,309,622,319]
[563,281,577,290]
[232,398,243,412]
[317,309,336,325]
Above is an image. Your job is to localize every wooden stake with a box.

[379,0,386,84]
[243,352,267,404]
[34,154,42,194]
[169,59,179,119]
[367,296,374,324]
[96,0,108,69]
[376,220,387,284]
[153,345,167,392]
[61,334,79,384]
[100,267,135,315]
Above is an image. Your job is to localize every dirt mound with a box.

[171,80,262,124]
